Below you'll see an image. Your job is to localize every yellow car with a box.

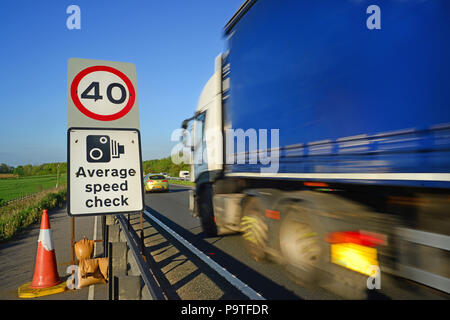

[144,174,169,192]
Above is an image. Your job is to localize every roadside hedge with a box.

[0,186,67,242]
[168,179,195,186]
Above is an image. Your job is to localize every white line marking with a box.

[225,172,450,181]
[88,215,98,300]
[143,209,265,300]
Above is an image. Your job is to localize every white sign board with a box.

[68,128,144,216]
[68,58,140,129]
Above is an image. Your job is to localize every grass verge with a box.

[0,185,67,242]
[168,179,195,187]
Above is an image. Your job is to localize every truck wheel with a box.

[278,201,323,285]
[240,197,268,262]
[197,184,217,236]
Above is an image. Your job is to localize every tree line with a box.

[142,157,189,177]
[0,162,67,177]
[1,157,188,178]
[0,163,14,174]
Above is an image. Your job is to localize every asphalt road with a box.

[1,184,333,300]
[1,184,444,300]
[143,184,340,300]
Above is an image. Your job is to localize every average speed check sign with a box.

[68,58,140,129]
[68,128,144,216]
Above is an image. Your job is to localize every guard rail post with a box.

[106,214,146,300]
[116,214,165,300]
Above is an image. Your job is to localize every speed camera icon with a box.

[86,135,125,163]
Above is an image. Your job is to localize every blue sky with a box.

[0,0,243,167]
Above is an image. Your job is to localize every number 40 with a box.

[81,81,127,104]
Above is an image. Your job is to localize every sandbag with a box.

[77,258,105,289]
[74,237,94,261]
[97,257,109,281]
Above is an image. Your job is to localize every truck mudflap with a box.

[188,189,198,218]
[212,193,246,235]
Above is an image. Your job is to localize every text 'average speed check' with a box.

[68,128,144,216]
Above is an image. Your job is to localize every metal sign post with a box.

[67,59,144,284]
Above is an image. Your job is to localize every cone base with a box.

[29,278,61,289]
[18,281,66,298]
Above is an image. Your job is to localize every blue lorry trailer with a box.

[183,0,450,299]
[225,0,450,188]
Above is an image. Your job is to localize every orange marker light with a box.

[304,181,329,187]
[265,209,280,220]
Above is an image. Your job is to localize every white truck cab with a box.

[189,54,227,183]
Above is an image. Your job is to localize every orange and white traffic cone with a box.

[29,209,61,288]
[18,209,66,298]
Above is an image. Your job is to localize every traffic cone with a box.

[29,209,61,288]
[18,209,66,298]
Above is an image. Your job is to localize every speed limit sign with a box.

[68,58,140,129]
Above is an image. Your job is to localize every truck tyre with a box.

[197,183,217,236]
[240,196,268,262]
[278,200,324,285]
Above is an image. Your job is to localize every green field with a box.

[0,174,67,203]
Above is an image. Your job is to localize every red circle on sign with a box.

[70,65,136,121]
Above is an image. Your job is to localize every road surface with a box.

[142,184,449,300]
[142,184,339,300]
[1,184,444,300]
